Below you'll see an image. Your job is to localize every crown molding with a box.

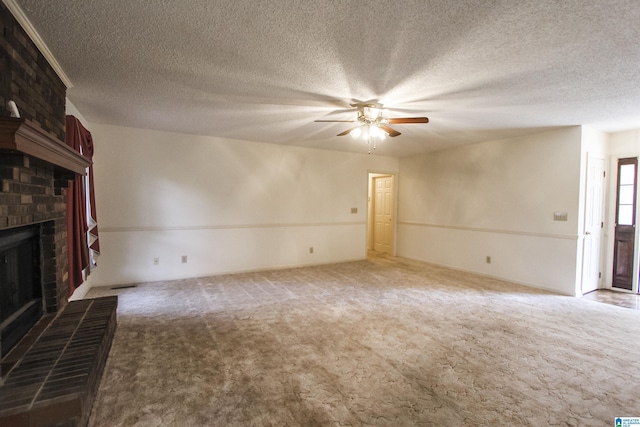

[2,0,73,88]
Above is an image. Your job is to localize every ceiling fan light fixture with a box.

[315,102,428,152]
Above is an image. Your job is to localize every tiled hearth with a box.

[0,296,117,427]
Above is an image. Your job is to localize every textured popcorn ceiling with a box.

[11,0,640,156]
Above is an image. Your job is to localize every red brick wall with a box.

[0,4,70,311]
[0,3,66,141]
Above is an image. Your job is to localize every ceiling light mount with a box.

[353,102,384,125]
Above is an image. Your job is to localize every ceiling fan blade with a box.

[387,117,429,124]
[379,125,401,137]
[337,127,360,136]
[314,119,358,123]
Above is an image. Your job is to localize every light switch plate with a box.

[553,212,568,221]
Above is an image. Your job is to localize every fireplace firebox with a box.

[0,224,42,357]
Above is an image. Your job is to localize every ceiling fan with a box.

[314,102,429,153]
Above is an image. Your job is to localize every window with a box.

[616,158,637,226]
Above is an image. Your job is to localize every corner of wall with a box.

[68,280,92,301]
[65,98,91,127]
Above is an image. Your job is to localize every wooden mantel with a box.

[0,117,90,175]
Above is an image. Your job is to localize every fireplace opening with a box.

[0,225,42,358]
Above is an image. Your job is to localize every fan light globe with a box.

[362,127,370,140]
[370,126,382,139]
[350,127,362,140]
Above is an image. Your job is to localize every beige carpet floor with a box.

[86,257,640,426]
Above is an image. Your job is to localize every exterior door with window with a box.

[612,157,637,291]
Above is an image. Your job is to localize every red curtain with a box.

[65,116,100,295]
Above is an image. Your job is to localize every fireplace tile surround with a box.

[0,153,70,317]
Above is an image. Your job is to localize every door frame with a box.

[367,171,398,256]
[605,154,640,294]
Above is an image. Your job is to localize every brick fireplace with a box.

[0,140,117,423]
[0,119,90,360]
[0,5,118,426]
[1,0,87,369]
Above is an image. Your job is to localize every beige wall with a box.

[86,123,398,286]
[397,127,585,295]
[72,104,626,296]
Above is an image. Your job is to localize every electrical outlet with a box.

[309,247,314,254]
[153,257,159,265]
[351,207,358,214]
[486,256,491,264]
[181,255,187,264]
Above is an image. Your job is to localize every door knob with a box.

[585,231,591,235]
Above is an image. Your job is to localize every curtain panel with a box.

[65,115,100,295]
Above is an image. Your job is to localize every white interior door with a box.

[581,154,605,294]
